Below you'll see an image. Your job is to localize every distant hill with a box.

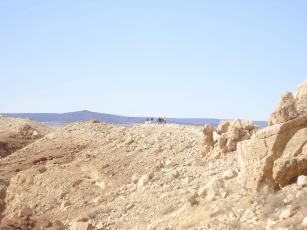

[0,110,268,127]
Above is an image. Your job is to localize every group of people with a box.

[145,117,166,124]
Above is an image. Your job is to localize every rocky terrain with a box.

[1,81,307,229]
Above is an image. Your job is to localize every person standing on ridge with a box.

[164,117,166,124]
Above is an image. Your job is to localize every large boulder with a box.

[273,127,307,187]
[268,91,298,126]
[237,114,307,192]
[294,80,307,115]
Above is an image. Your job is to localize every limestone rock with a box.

[19,207,33,217]
[279,208,293,219]
[302,217,307,226]
[137,175,150,189]
[165,160,177,169]
[238,115,307,192]
[198,178,224,200]
[32,131,39,138]
[19,123,30,131]
[61,201,71,210]
[90,119,100,123]
[218,120,232,133]
[218,135,227,149]
[213,132,220,143]
[77,214,89,222]
[294,80,307,115]
[226,139,236,152]
[227,126,240,141]
[222,169,237,180]
[131,173,141,184]
[202,124,215,155]
[268,91,298,126]
[96,181,107,190]
[72,222,89,230]
[297,175,307,187]
[273,128,307,187]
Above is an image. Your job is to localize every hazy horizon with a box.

[1,1,306,120]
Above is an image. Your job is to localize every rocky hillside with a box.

[1,81,307,229]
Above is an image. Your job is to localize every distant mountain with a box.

[0,110,268,127]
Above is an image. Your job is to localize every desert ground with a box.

[1,81,307,230]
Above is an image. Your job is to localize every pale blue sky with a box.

[1,0,306,120]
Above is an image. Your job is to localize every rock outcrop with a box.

[203,119,255,160]
[268,91,298,126]
[238,115,307,192]
[238,80,307,193]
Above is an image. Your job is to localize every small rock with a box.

[32,131,39,138]
[96,181,107,190]
[72,222,89,230]
[61,201,71,210]
[279,208,293,219]
[126,203,135,210]
[131,173,141,184]
[198,178,224,200]
[54,220,66,230]
[137,175,150,189]
[222,169,238,180]
[19,207,33,217]
[77,214,89,222]
[302,217,307,226]
[297,175,307,186]
[38,166,47,173]
[165,160,177,169]
[147,224,156,230]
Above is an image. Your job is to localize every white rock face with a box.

[297,175,307,186]
[198,178,224,200]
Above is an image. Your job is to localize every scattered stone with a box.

[279,209,293,219]
[18,207,33,217]
[61,201,71,210]
[165,160,177,169]
[198,178,224,200]
[137,175,150,189]
[72,222,89,230]
[131,173,141,184]
[222,169,238,180]
[297,175,307,186]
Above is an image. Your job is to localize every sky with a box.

[1,0,307,121]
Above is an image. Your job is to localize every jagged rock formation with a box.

[202,119,256,160]
[268,91,298,126]
[238,80,307,193]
